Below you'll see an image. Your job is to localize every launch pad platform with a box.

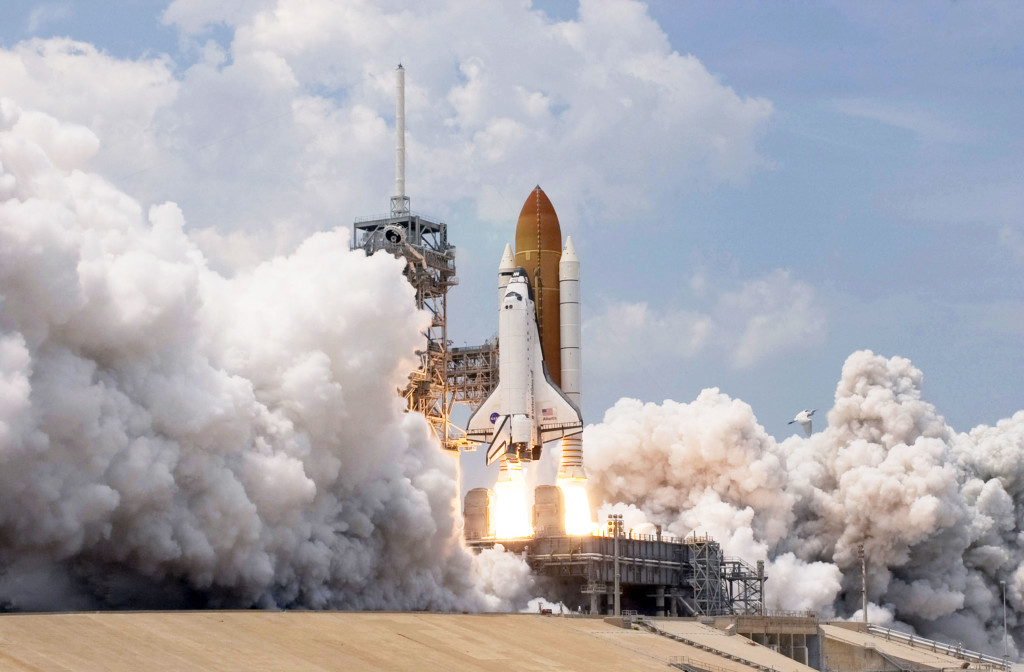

[467,531,765,617]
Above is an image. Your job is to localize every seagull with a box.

[788,409,816,437]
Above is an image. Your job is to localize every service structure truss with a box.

[352,210,469,453]
[447,341,500,409]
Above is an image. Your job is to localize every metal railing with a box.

[866,625,1010,672]
[590,528,683,544]
[763,610,818,619]
[669,655,742,672]
[353,210,445,225]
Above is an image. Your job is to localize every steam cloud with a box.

[586,350,1023,657]
[0,98,534,611]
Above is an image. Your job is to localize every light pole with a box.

[858,544,867,625]
[608,514,623,616]
[1002,580,1007,663]
[757,560,766,617]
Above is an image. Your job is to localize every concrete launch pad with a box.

[0,611,1010,672]
[0,611,765,672]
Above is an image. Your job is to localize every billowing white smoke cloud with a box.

[586,390,795,558]
[585,350,1023,656]
[0,98,533,611]
[521,596,569,614]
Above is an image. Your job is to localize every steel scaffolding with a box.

[468,531,763,617]
[351,211,469,452]
[447,341,499,408]
[684,535,727,616]
[723,556,765,616]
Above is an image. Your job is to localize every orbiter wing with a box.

[466,388,512,466]
[466,384,504,443]
[532,338,583,443]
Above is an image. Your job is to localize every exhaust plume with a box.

[0,99,532,611]
[586,350,1023,656]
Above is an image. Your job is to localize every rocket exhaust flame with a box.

[492,462,533,538]
[557,477,596,536]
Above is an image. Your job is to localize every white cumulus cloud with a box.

[584,268,824,372]
[1,0,773,268]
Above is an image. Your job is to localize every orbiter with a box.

[466,268,583,465]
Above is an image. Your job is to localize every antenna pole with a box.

[391,64,410,217]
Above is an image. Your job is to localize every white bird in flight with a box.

[789,409,816,437]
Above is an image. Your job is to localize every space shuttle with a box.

[466,268,583,466]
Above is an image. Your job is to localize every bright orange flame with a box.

[557,477,596,536]
[492,467,533,538]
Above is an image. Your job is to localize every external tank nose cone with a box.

[515,187,562,260]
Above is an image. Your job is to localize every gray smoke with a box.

[0,99,532,611]
[585,350,1023,656]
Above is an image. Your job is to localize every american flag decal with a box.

[541,407,555,420]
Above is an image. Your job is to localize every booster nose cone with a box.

[559,236,579,280]
[499,243,516,273]
[498,243,515,307]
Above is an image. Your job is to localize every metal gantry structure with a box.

[447,341,500,409]
[685,534,765,616]
[468,531,763,617]
[685,535,726,615]
[350,64,483,454]
[723,556,765,617]
[351,210,468,452]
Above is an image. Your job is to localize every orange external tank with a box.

[514,186,562,387]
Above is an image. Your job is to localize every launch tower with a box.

[351,65,465,452]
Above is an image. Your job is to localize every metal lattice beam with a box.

[447,341,499,407]
[352,212,469,452]
[466,532,763,617]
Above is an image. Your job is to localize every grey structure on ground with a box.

[468,531,765,618]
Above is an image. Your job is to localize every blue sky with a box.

[1,0,1020,449]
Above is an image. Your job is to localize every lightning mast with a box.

[391,64,410,217]
[352,65,464,452]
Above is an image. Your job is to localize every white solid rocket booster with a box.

[558,236,586,479]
